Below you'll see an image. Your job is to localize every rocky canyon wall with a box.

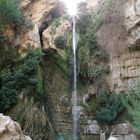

[19,0,140,93]
[97,0,140,92]
[17,0,140,139]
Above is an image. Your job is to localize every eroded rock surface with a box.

[18,0,140,139]
[83,120,101,134]
[0,113,31,140]
[108,134,137,140]
[17,0,59,53]
[97,0,140,92]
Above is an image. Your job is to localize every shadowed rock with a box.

[39,9,61,49]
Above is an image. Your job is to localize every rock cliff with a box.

[18,0,140,92]
[17,0,140,139]
[97,0,140,92]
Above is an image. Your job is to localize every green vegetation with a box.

[95,91,125,124]
[76,6,140,131]
[0,48,43,112]
[75,7,118,126]
[77,5,109,101]
[77,2,128,126]
[58,133,72,140]
[84,85,140,128]
[54,35,67,49]
[9,98,47,139]
[0,0,23,26]
[0,0,45,139]
[120,86,140,133]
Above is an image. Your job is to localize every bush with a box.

[0,0,23,26]
[0,48,44,112]
[54,36,67,49]
[0,87,17,111]
[77,8,110,101]
[120,86,140,134]
[78,46,90,79]
[94,92,125,124]
[9,98,47,140]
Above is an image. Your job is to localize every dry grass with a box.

[8,97,48,140]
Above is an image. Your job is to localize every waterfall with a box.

[72,16,78,140]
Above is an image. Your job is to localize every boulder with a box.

[0,113,31,140]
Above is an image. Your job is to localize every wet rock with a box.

[100,131,106,140]
[116,123,132,135]
[120,134,137,140]
[84,120,101,134]
[108,136,119,140]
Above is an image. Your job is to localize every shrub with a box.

[94,92,125,124]
[0,86,17,111]
[78,46,90,79]
[0,0,23,26]
[54,36,67,49]
[0,48,44,112]
[89,86,140,126]
[77,11,109,78]
[8,98,47,140]
[120,86,140,134]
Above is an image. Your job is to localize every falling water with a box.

[72,16,78,140]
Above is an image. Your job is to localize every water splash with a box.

[71,16,78,140]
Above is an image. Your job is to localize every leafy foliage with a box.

[0,86,17,111]
[88,85,140,127]
[0,1,45,138]
[77,12,109,79]
[54,36,67,49]
[0,32,17,70]
[58,132,72,140]
[95,91,125,124]
[77,9,110,100]
[120,86,140,134]
[0,0,23,26]
[0,48,44,112]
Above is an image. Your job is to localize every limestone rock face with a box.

[0,113,31,140]
[97,0,140,92]
[124,0,140,48]
[115,123,132,135]
[108,134,137,140]
[83,120,101,134]
[42,54,71,137]
[18,0,140,139]
[17,0,59,53]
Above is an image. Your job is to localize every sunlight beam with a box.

[61,0,85,16]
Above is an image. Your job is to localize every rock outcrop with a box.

[97,0,140,92]
[17,0,59,54]
[0,113,31,140]
[42,53,71,137]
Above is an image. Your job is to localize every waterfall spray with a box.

[60,1,85,139]
[72,15,78,140]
